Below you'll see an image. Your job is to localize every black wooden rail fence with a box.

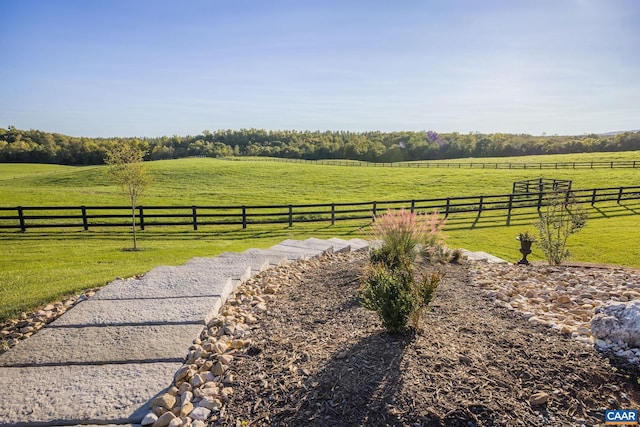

[2,185,640,232]
[224,157,640,170]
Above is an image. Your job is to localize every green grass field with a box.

[1,151,639,321]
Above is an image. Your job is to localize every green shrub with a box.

[408,270,442,328]
[369,244,411,271]
[360,263,442,333]
[360,264,415,334]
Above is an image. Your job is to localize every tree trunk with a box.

[131,196,137,251]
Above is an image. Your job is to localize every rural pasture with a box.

[1,151,639,321]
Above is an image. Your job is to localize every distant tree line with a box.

[1,125,639,165]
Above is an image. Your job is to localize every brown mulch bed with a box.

[214,252,640,426]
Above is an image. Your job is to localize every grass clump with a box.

[360,209,445,334]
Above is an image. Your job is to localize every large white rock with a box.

[591,301,640,348]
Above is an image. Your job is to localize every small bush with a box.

[360,263,442,333]
[448,248,463,264]
[361,209,446,334]
[409,270,442,328]
[360,264,415,334]
[535,191,588,265]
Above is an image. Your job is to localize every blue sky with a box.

[0,0,638,137]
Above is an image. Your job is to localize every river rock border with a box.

[470,261,640,364]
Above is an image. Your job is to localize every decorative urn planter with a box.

[516,232,536,265]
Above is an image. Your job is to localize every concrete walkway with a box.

[0,238,369,427]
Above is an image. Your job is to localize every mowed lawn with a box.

[1,151,640,321]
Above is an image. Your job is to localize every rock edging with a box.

[471,261,640,365]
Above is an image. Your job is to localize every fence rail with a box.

[2,185,640,232]
[224,157,640,170]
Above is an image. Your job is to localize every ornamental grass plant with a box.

[369,209,447,268]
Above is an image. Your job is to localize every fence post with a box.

[445,198,450,218]
[242,206,247,229]
[478,196,484,214]
[331,203,335,225]
[192,206,198,230]
[537,192,543,210]
[372,201,377,220]
[618,187,624,204]
[139,207,145,230]
[81,206,89,231]
[591,189,597,206]
[17,207,25,232]
[410,200,415,213]
[507,194,513,216]
[288,205,293,227]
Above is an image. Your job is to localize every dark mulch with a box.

[213,252,640,427]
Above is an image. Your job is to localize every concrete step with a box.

[0,324,201,367]
[0,362,176,426]
[50,296,222,327]
[277,238,334,253]
[304,237,350,253]
[269,241,325,259]
[94,260,251,302]
[325,237,354,252]
[345,238,370,251]
[242,247,308,261]
[204,250,289,272]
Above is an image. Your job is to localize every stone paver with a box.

[243,247,311,261]
[0,324,203,366]
[269,242,324,259]
[199,251,289,272]
[49,296,222,327]
[278,238,335,253]
[93,274,232,300]
[0,362,178,426]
